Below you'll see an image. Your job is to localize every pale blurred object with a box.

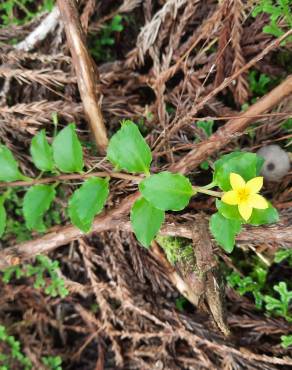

[257,145,290,182]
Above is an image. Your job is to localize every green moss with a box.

[156,235,193,266]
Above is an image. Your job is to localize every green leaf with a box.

[131,197,165,247]
[107,120,152,174]
[0,145,26,181]
[282,118,292,131]
[248,205,279,226]
[139,171,193,211]
[274,249,292,264]
[209,212,242,253]
[281,335,292,349]
[68,177,109,232]
[23,185,56,232]
[200,161,209,170]
[52,123,84,173]
[216,199,279,226]
[30,129,54,172]
[0,197,6,238]
[263,23,284,37]
[196,120,214,137]
[213,152,262,191]
[216,199,243,221]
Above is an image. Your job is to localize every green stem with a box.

[1,188,12,201]
[200,181,217,190]
[14,0,31,17]
[192,186,222,198]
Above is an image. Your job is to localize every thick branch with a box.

[15,7,60,52]
[57,0,108,153]
[172,75,292,173]
[0,217,290,270]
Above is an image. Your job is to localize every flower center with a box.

[237,188,250,203]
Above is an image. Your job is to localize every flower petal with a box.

[246,176,263,194]
[222,190,239,205]
[238,203,252,221]
[230,173,245,190]
[248,194,268,209]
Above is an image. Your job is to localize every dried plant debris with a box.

[0,0,292,369]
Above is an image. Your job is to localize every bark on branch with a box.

[0,217,290,270]
[57,0,108,153]
[172,75,292,173]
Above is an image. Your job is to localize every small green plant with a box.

[274,248,292,265]
[196,120,214,137]
[252,0,292,43]
[0,0,54,26]
[282,117,292,131]
[264,282,292,322]
[0,325,32,370]
[2,255,69,298]
[42,355,62,370]
[227,267,267,309]
[89,15,124,62]
[281,334,292,348]
[0,120,279,255]
[248,71,272,97]
[227,246,292,322]
[175,296,188,312]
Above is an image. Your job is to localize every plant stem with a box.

[0,172,143,188]
[201,181,216,190]
[192,186,222,198]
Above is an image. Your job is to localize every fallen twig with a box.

[15,6,60,52]
[172,74,292,173]
[0,216,290,270]
[57,0,108,153]
[0,172,142,188]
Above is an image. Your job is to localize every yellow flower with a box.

[221,173,268,221]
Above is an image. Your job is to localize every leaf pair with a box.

[107,121,194,247]
[132,172,193,247]
[30,123,83,173]
[210,152,279,253]
[23,177,109,234]
[23,124,84,233]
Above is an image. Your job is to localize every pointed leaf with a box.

[139,171,193,211]
[209,212,242,253]
[23,185,56,232]
[107,120,152,174]
[30,129,54,172]
[216,199,243,222]
[0,197,6,238]
[52,123,83,173]
[0,145,26,181]
[68,177,109,232]
[131,197,165,247]
[196,120,214,137]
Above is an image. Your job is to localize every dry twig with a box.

[57,0,108,153]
